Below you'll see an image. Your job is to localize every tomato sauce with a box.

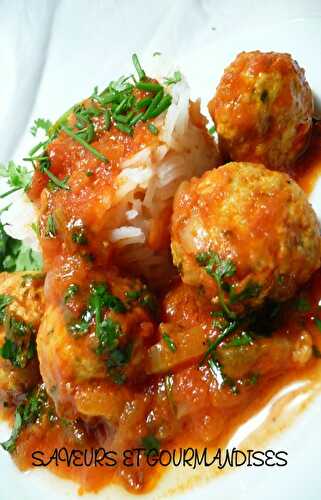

[2,113,321,495]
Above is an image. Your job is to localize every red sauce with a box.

[2,119,321,495]
[0,265,316,494]
[294,121,321,193]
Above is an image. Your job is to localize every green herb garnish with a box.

[196,251,237,319]
[0,218,42,273]
[162,333,176,352]
[201,320,238,363]
[132,53,146,81]
[1,385,47,453]
[30,118,53,137]
[0,295,13,323]
[45,214,57,238]
[148,123,158,135]
[224,331,253,348]
[208,357,238,395]
[0,313,36,368]
[64,284,80,304]
[0,161,32,197]
[106,343,132,384]
[229,282,261,304]
[61,125,108,162]
[125,285,158,315]
[164,71,182,86]
[141,434,160,456]
[71,230,88,245]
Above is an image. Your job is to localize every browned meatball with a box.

[209,51,313,170]
[0,272,45,405]
[37,270,156,420]
[171,162,321,312]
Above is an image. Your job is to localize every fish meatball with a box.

[37,270,156,420]
[171,162,321,311]
[209,51,313,170]
[0,272,45,405]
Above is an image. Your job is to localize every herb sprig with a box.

[68,281,132,383]
[196,251,237,319]
[0,161,32,198]
[1,384,48,453]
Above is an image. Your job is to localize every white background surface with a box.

[0,1,321,499]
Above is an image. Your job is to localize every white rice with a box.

[0,58,220,285]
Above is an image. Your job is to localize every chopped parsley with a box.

[0,294,13,323]
[71,229,88,245]
[229,281,261,304]
[0,314,36,368]
[0,161,32,198]
[201,320,238,364]
[224,331,253,348]
[106,343,133,384]
[95,317,122,355]
[196,251,237,319]
[141,434,160,456]
[0,337,36,368]
[5,54,173,196]
[125,285,158,316]
[162,332,176,352]
[0,288,37,369]
[68,281,130,383]
[0,218,42,273]
[64,283,80,303]
[1,384,48,453]
[147,123,159,135]
[164,70,182,86]
[30,118,53,137]
[207,357,239,395]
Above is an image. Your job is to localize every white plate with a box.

[0,5,321,500]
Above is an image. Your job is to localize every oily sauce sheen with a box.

[1,123,320,494]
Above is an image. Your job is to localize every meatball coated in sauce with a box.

[37,269,156,420]
[171,162,321,310]
[0,272,45,405]
[209,51,313,170]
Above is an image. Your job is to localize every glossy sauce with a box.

[3,124,321,495]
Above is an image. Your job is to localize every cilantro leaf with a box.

[0,314,36,368]
[0,219,42,273]
[30,118,53,137]
[196,251,237,319]
[96,318,122,355]
[1,385,47,453]
[0,160,32,194]
[106,343,132,384]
